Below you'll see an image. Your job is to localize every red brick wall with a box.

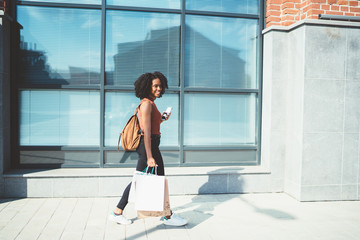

[266,0,360,27]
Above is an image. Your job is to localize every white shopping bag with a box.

[128,171,141,203]
[137,178,171,218]
[134,172,165,211]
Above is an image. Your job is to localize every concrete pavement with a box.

[0,193,359,240]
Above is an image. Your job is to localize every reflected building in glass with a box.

[19,40,101,86]
[109,27,180,86]
[108,25,246,88]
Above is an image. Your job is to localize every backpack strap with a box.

[136,103,144,135]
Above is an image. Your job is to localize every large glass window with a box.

[15,0,262,167]
[186,0,259,15]
[17,6,101,85]
[106,11,180,86]
[20,90,100,146]
[184,93,256,146]
[21,0,101,4]
[107,0,180,9]
[185,16,258,89]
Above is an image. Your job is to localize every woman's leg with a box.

[115,182,131,212]
[110,182,132,224]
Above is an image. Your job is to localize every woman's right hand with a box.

[147,157,158,167]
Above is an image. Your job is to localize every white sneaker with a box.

[163,213,187,226]
[109,212,132,225]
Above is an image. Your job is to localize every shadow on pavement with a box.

[172,168,295,229]
[239,196,296,220]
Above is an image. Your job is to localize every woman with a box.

[109,72,187,227]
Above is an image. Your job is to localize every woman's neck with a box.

[146,96,155,101]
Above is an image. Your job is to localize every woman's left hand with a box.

[162,111,171,121]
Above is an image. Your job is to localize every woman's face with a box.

[149,78,162,100]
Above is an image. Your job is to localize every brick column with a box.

[266,0,360,27]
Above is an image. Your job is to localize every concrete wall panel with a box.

[342,133,359,185]
[346,28,360,80]
[302,133,343,186]
[344,81,360,133]
[303,79,344,133]
[305,25,346,80]
[53,177,99,197]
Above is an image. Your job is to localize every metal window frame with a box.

[13,0,264,168]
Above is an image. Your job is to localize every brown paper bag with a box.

[137,178,171,218]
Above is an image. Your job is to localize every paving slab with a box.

[0,193,360,240]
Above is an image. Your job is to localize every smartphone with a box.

[161,107,172,120]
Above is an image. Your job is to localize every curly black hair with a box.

[134,72,168,99]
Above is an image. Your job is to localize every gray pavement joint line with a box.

[64,198,86,239]
[84,198,109,239]
[0,200,25,238]
[80,199,95,239]
[0,200,11,214]
[81,198,95,240]
[5,199,29,224]
[54,198,78,240]
[29,199,62,240]
[105,198,118,240]
[68,198,82,238]
[103,198,111,239]
[102,198,110,240]
[36,198,62,240]
[22,198,51,240]
[8,199,27,239]
[15,198,45,240]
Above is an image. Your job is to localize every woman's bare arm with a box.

[140,101,157,167]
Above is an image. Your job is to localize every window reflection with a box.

[105,11,180,86]
[186,0,258,14]
[184,93,256,146]
[104,92,138,147]
[17,6,101,85]
[20,0,101,5]
[105,92,179,146]
[20,90,100,146]
[20,151,100,166]
[185,16,258,89]
[107,0,180,9]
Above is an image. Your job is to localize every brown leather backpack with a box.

[117,105,143,151]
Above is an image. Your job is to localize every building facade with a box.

[0,0,359,201]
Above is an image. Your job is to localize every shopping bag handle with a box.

[142,166,157,175]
